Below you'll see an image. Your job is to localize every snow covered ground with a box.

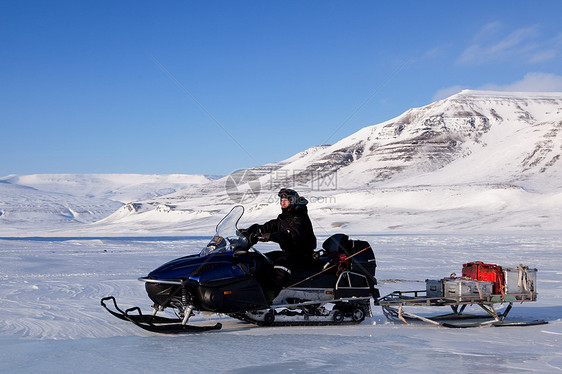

[1,91,561,372]
[1,234,561,373]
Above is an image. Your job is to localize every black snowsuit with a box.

[252,204,316,267]
[247,202,317,294]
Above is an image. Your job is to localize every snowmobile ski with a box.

[101,296,222,334]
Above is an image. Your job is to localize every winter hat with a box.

[278,188,300,205]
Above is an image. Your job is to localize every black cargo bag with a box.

[322,234,377,277]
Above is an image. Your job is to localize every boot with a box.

[267,265,291,304]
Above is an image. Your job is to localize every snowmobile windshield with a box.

[200,206,247,256]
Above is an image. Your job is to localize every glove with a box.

[258,233,271,242]
[248,233,259,245]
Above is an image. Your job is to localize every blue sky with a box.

[2,1,562,177]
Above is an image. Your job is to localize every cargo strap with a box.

[475,282,483,300]
[336,253,350,276]
[518,265,531,292]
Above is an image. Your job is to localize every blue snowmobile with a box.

[101,206,379,333]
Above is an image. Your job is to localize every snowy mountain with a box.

[1,174,215,202]
[1,90,561,235]
[0,180,123,232]
[0,174,214,235]
[276,90,562,190]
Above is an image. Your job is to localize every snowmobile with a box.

[101,205,380,333]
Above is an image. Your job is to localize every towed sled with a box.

[101,206,379,333]
[378,262,547,328]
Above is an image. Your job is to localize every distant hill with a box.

[0,174,213,235]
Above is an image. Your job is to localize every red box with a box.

[462,262,504,295]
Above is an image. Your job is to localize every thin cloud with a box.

[481,72,562,92]
[457,23,559,65]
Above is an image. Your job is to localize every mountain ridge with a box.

[1,90,561,235]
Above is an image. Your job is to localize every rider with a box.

[244,188,317,301]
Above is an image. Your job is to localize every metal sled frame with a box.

[378,290,547,328]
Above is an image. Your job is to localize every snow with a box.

[1,91,562,372]
[0,234,560,373]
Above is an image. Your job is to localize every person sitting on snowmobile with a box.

[242,188,317,301]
